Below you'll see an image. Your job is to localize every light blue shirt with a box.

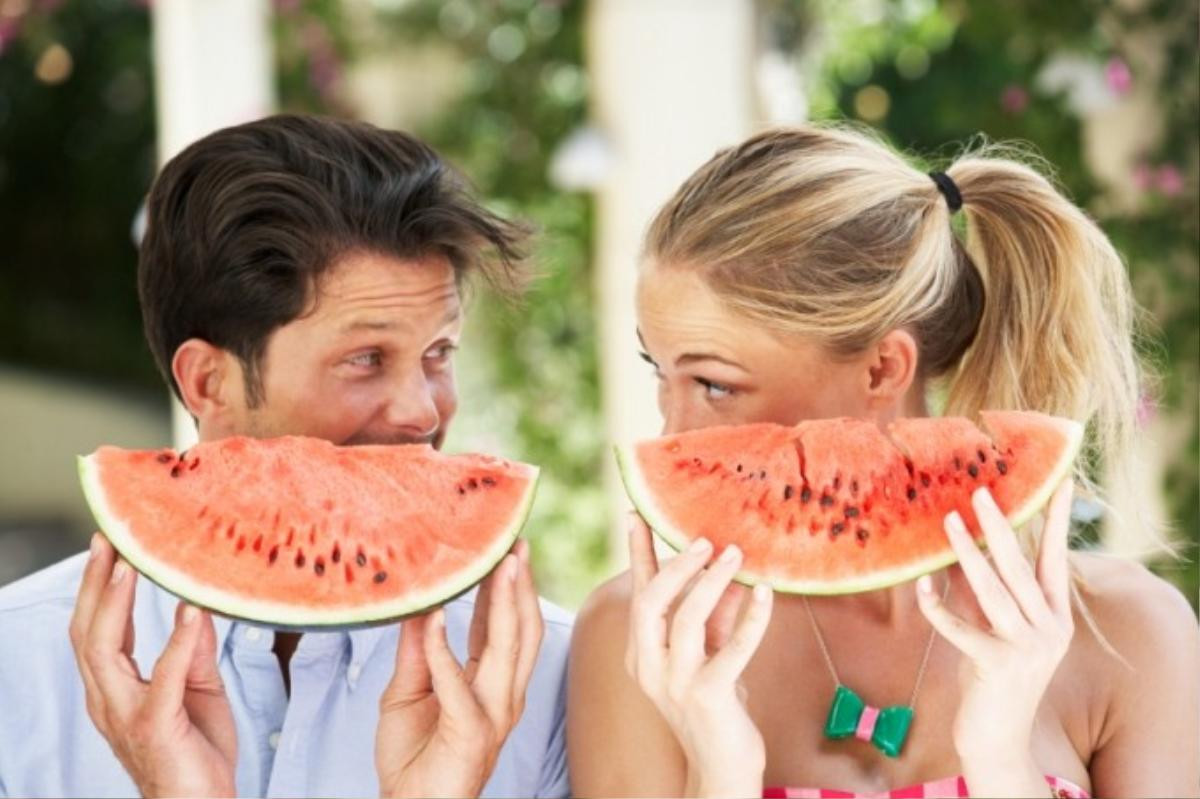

[0,552,573,797]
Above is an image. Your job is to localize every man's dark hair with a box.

[138,113,529,405]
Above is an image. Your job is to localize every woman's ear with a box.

[863,329,920,408]
[171,338,239,425]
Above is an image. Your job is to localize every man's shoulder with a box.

[0,551,88,617]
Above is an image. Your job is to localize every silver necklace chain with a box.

[802,574,951,709]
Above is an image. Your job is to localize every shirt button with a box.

[268,731,281,750]
[347,663,362,681]
[244,628,262,642]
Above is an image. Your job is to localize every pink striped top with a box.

[764,774,1089,798]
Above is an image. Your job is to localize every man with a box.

[0,115,572,798]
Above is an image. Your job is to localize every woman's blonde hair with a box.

[644,124,1160,568]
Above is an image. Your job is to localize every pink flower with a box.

[1136,393,1157,429]
[1001,84,1028,114]
[1155,164,1184,197]
[1105,57,1132,95]
[1132,162,1154,191]
[0,19,20,53]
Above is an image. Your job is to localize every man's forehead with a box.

[308,252,461,323]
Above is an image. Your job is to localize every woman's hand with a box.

[917,479,1076,796]
[626,516,773,798]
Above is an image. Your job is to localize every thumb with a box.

[181,609,237,761]
[184,607,223,690]
[382,615,433,709]
[146,602,206,726]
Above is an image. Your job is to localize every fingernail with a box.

[506,556,518,582]
[688,537,712,555]
[972,487,994,508]
[110,561,128,585]
[753,584,771,602]
[945,511,967,536]
[89,534,102,561]
[719,544,742,564]
[181,604,199,625]
[917,575,933,595]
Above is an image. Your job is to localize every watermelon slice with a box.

[616,410,1083,594]
[78,436,539,629]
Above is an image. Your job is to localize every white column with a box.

[589,0,757,568]
[150,0,276,448]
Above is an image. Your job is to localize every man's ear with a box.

[171,339,241,424]
[863,328,920,408]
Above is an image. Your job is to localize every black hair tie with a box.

[929,171,963,213]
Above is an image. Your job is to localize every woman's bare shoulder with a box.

[1068,550,1198,666]
[573,568,635,644]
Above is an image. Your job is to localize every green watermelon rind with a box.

[614,415,1084,595]
[77,453,538,630]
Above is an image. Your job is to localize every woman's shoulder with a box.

[1067,550,1198,672]
[573,568,635,645]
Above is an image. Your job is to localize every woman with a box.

[567,126,1199,798]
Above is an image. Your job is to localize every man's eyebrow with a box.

[338,306,461,335]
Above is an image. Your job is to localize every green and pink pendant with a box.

[823,684,914,758]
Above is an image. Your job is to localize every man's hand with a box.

[69,534,238,798]
[376,539,544,799]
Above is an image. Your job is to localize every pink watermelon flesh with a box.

[617,410,1082,594]
[78,436,539,628]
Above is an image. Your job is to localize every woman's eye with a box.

[346,351,382,368]
[696,377,733,399]
[638,350,663,378]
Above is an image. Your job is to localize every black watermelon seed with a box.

[856,528,869,543]
[457,486,465,495]
[356,552,367,567]
[920,474,932,488]
[784,485,795,500]
[332,544,341,563]
[757,470,765,480]
[800,486,812,503]
[997,460,1008,475]
[482,476,496,486]
[833,476,841,490]
[953,456,962,470]
[967,463,979,478]
[820,493,834,507]
[977,449,987,463]
[188,458,200,470]
[736,464,743,472]
[157,452,173,463]
[373,571,387,584]
[906,486,918,501]
[844,506,860,518]
[314,559,325,576]
[170,464,182,478]
[467,478,478,490]
[295,551,305,568]
[850,480,859,495]
[693,457,702,466]
[831,522,845,536]
[268,546,279,564]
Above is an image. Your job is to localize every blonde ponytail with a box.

[945,147,1150,536]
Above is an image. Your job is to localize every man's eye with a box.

[424,343,458,361]
[696,377,733,399]
[346,351,382,368]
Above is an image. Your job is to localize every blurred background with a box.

[0,0,1195,611]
